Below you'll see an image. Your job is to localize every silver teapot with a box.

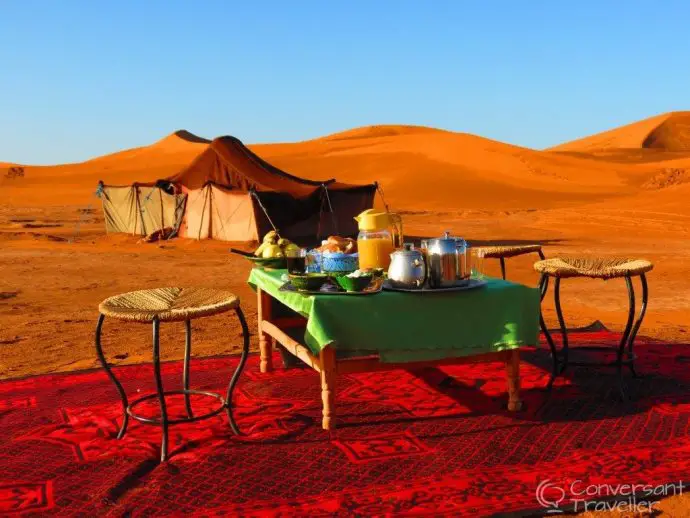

[388,243,427,289]
[426,231,468,288]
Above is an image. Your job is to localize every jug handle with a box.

[389,213,404,249]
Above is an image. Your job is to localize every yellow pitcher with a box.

[354,209,403,270]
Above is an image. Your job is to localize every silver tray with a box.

[279,277,384,296]
[382,278,487,293]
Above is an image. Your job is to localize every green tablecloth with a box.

[248,268,540,363]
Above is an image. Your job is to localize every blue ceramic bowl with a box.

[322,252,359,273]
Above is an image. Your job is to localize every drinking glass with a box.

[286,248,307,274]
[305,249,322,273]
[470,248,485,280]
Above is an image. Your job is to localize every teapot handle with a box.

[417,252,429,288]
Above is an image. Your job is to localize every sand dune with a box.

[549,111,690,153]
[319,124,449,141]
[0,130,209,205]
[255,125,649,210]
[1,115,688,215]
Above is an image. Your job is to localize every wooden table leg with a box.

[506,349,522,411]
[257,288,273,373]
[319,346,336,430]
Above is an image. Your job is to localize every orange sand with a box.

[2,115,689,516]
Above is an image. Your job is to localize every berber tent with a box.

[98,136,377,242]
[162,136,377,242]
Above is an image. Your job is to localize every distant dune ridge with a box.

[549,111,690,152]
[2,113,690,213]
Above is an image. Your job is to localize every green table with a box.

[249,268,540,429]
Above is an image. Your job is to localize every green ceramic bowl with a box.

[289,273,329,291]
[335,274,373,292]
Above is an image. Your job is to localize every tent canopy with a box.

[165,136,369,197]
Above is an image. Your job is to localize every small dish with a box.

[334,274,373,292]
[288,273,329,291]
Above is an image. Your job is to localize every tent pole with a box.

[199,185,210,240]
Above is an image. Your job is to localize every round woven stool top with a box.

[478,244,542,259]
[99,287,239,323]
[534,257,653,280]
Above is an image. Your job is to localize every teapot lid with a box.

[391,242,420,256]
[430,230,457,242]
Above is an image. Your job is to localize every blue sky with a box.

[2,1,689,164]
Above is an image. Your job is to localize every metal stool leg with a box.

[151,317,168,462]
[500,257,507,280]
[539,274,559,390]
[537,250,548,294]
[94,314,129,439]
[626,273,648,378]
[183,319,193,418]
[616,276,636,400]
[226,307,250,435]
[554,277,568,375]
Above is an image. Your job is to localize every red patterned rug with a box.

[2,330,690,517]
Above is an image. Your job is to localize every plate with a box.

[382,278,487,293]
[279,276,383,296]
[230,248,288,269]
[246,256,288,269]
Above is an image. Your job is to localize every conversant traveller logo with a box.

[535,480,566,513]
[536,478,685,514]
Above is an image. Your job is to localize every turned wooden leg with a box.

[506,349,522,411]
[319,346,336,430]
[257,288,273,373]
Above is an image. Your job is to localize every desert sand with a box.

[2,113,690,376]
[1,113,689,515]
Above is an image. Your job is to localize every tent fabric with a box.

[100,184,186,236]
[167,136,360,197]
[138,186,187,236]
[102,186,140,234]
[180,185,258,242]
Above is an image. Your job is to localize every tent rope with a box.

[316,184,338,240]
[249,189,280,237]
[323,184,338,235]
[375,181,391,213]
[69,191,99,243]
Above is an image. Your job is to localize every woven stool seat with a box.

[479,244,542,259]
[534,257,653,280]
[99,287,239,322]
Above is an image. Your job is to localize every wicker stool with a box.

[95,287,249,462]
[478,244,545,280]
[534,258,653,399]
